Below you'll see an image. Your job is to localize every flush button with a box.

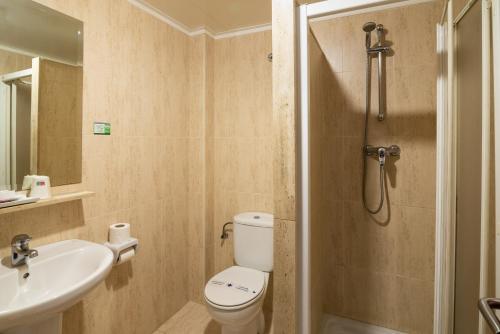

[254,216,260,219]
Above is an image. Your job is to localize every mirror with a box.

[0,0,83,191]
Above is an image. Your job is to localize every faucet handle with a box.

[11,234,32,250]
[387,145,401,156]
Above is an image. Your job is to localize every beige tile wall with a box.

[271,0,298,332]
[190,29,284,331]
[309,2,440,333]
[309,30,332,334]
[186,34,209,304]
[37,59,83,186]
[199,30,275,320]
[183,27,281,331]
[272,0,297,222]
[203,34,216,300]
[453,0,469,18]
[0,49,32,76]
[210,31,273,276]
[0,0,205,333]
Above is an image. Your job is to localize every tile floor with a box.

[153,302,220,334]
[321,314,405,334]
[154,304,405,334]
[154,301,274,334]
[155,303,408,334]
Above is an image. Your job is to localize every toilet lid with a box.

[205,266,265,307]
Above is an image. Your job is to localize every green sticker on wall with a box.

[93,122,111,135]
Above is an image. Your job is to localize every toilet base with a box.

[221,310,265,334]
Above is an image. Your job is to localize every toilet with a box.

[204,212,273,334]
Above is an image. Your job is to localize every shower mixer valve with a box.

[364,145,400,166]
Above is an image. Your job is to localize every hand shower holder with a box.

[367,46,390,54]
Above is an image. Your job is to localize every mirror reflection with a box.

[0,0,83,190]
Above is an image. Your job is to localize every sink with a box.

[0,239,114,334]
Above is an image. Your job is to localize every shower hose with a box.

[362,54,385,214]
[362,154,385,214]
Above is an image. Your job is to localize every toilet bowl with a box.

[204,212,273,334]
[205,266,269,334]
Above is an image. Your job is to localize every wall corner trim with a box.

[128,0,271,40]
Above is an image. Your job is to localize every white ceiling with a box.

[139,0,272,35]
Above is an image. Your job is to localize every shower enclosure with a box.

[298,0,441,333]
[295,0,500,332]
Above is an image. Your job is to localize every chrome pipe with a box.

[220,222,233,240]
[376,24,385,121]
[479,298,500,333]
[377,50,385,121]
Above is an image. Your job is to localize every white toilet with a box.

[204,212,273,334]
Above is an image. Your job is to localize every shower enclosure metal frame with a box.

[494,0,500,305]
[435,0,495,333]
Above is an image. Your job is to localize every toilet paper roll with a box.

[109,223,131,244]
[116,248,135,265]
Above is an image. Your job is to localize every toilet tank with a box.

[233,212,273,272]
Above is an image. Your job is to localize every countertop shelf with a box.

[0,191,95,215]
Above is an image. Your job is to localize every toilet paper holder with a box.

[104,238,139,266]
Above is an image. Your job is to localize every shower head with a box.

[363,22,377,49]
[362,22,377,32]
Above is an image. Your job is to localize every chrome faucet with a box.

[364,145,401,166]
[11,234,38,267]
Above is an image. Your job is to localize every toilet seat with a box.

[205,266,265,310]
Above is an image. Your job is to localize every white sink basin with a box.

[0,239,114,333]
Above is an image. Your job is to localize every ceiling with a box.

[141,0,272,34]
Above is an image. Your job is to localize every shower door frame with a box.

[0,68,35,190]
[437,0,494,333]
[297,0,450,333]
[0,81,11,190]
[493,0,500,315]
[434,1,460,331]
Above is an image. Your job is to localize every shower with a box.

[362,22,401,214]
